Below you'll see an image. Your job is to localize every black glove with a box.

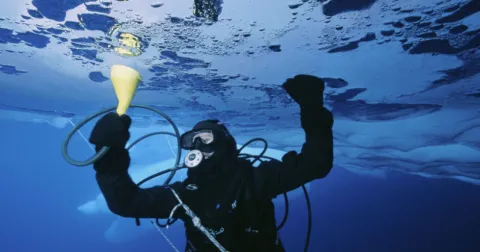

[283,75,333,135]
[282,74,325,108]
[89,112,132,174]
[89,112,132,148]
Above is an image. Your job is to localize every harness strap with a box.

[169,187,229,252]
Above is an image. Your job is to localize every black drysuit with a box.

[93,106,334,252]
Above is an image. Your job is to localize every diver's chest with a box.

[184,187,238,212]
[180,186,278,250]
[181,186,246,228]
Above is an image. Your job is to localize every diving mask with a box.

[181,129,216,168]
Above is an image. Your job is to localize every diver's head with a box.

[180,119,237,176]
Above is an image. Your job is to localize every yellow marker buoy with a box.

[110,64,142,115]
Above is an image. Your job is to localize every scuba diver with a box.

[88,74,334,252]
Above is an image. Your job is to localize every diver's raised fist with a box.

[282,75,325,107]
[89,112,131,149]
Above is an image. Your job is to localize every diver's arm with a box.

[89,113,183,219]
[94,148,183,219]
[252,106,334,198]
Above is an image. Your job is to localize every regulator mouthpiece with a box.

[184,150,204,168]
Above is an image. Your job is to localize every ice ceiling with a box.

[0,0,479,184]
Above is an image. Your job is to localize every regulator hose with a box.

[61,105,183,185]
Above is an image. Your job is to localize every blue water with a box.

[1,0,480,251]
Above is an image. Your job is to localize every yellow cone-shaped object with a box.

[110,65,142,115]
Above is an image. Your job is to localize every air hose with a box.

[62,107,312,252]
[61,105,183,184]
